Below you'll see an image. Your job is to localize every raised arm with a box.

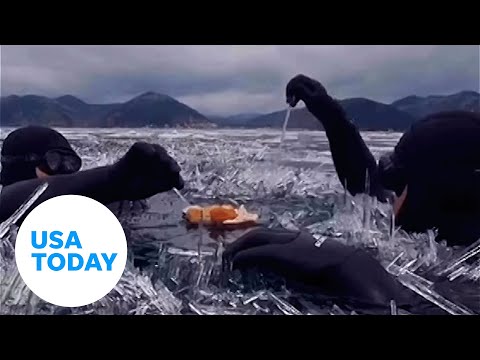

[286,75,391,202]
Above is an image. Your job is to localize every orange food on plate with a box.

[209,206,238,223]
[223,205,258,225]
[185,206,203,224]
[184,204,258,226]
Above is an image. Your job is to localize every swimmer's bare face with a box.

[35,167,49,179]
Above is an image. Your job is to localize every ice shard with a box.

[279,106,292,147]
[330,304,347,315]
[388,264,473,315]
[268,292,303,315]
[0,183,48,239]
[433,238,480,277]
[390,300,397,315]
[362,169,372,234]
[172,187,190,206]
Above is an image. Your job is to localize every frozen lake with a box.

[1,128,478,315]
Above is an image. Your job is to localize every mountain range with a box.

[391,91,480,118]
[0,92,213,128]
[1,90,478,131]
[239,91,479,131]
[243,98,418,131]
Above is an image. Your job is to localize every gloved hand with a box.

[286,74,329,108]
[223,227,411,306]
[110,142,184,201]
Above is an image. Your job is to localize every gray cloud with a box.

[1,45,478,116]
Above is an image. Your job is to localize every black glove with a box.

[110,142,184,201]
[286,74,329,108]
[223,228,411,307]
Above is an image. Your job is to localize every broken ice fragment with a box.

[252,302,270,313]
[388,263,433,288]
[188,302,204,315]
[172,187,190,206]
[386,252,404,272]
[274,212,299,231]
[434,238,480,277]
[447,266,469,281]
[243,291,266,305]
[314,237,327,248]
[390,300,397,315]
[388,264,473,315]
[362,169,372,233]
[399,259,417,273]
[167,247,215,257]
[0,183,48,239]
[268,292,302,315]
[279,106,292,147]
[330,304,346,315]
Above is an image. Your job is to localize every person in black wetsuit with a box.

[283,74,480,247]
[0,126,83,186]
[223,75,479,312]
[0,126,184,224]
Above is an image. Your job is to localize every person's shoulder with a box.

[416,110,480,127]
[399,110,480,142]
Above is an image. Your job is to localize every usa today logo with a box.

[15,195,127,307]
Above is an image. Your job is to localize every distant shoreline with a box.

[0,126,400,131]
[2,90,478,132]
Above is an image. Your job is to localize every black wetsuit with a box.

[285,75,480,246]
[312,104,480,246]
[223,228,421,311]
[0,142,184,224]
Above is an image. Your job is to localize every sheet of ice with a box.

[2,128,476,315]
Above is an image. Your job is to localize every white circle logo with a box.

[15,195,127,307]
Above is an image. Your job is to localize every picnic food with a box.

[184,204,258,226]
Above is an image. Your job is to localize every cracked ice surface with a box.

[1,128,478,315]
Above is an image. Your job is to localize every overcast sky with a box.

[1,45,479,116]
